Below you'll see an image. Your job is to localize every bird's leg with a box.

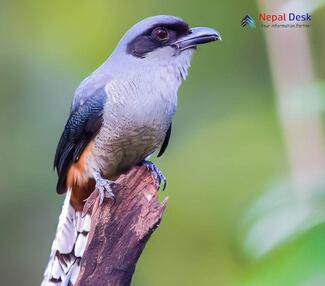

[139,160,167,191]
[93,171,116,205]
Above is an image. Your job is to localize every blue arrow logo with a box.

[241,15,256,28]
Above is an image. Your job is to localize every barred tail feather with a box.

[41,189,91,286]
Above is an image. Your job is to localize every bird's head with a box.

[107,15,221,79]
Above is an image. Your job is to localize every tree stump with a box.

[74,165,168,286]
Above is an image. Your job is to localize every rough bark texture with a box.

[75,166,168,286]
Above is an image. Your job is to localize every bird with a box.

[41,15,221,286]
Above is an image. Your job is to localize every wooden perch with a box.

[75,166,168,286]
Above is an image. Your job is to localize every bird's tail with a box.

[41,189,91,286]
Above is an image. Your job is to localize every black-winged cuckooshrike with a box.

[41,15,221,285]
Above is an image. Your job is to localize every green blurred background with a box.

[1,0,325,285]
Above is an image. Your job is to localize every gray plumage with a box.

[43,15,220,286]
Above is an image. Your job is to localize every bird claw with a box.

[82,178,115,216]
[142,161,167,191]
[95,179,116,205]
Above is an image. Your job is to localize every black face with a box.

[126,21,190,58]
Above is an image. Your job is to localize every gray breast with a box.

[92,78,177,176]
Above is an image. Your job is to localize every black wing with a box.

[157,123,172,157]
[54,88,106,194]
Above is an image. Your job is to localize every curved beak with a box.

[172,27,221,50]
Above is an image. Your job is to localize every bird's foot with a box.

[83,173,115,216]
[141,160,166,191]
[94,177,116,205]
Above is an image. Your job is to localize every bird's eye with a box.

[152,27,169,41]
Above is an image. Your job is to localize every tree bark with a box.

[74,165,168,286]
